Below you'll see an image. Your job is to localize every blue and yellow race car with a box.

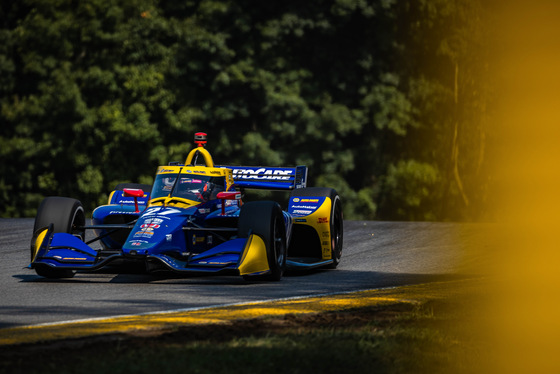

[29,133,343,281]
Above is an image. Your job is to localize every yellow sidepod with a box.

[31,228,49,262]
[238,234,270,276]
[298,197,333,260]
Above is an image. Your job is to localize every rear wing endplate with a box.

[220,165,307,190]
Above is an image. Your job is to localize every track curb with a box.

[0,278,478,346]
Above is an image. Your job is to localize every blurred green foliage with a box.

[0,0,492,220]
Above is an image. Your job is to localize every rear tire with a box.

[238,201,287,281]
[328,194,343,268]
[32,197,86,278]
[290,187,343,268]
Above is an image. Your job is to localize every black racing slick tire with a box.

[290,187,343,268]
[238,201,287,281]
[31,197,86,278]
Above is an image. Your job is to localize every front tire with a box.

[31,197,86,278]
[238,201,287,281]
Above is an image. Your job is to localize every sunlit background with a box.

[1,1,560,372]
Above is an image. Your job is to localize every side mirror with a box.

[123,188,145,213]
[216,191,241,215]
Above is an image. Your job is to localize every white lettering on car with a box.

[232,168,294,180]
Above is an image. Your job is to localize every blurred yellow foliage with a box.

[490,2,560,373]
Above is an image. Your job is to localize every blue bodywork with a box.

[29,167,315,277]
[31,196,267,275]
[29,151,338,279]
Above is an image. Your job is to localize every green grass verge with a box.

[1,281,490,374]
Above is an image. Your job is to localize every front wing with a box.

[29,225,271,277]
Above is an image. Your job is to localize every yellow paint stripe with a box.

[0,279,480,346]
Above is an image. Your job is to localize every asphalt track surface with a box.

[0,218,486,329]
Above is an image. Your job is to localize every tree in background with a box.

[0,0,491,221]
[374,0,493,221]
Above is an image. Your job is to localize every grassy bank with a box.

[1,279,491,374]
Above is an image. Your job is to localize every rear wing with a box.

[220,165,308,190]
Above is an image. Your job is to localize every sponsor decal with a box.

[322,232,330,238]
[301,198,319,203]
[166,234,172,242]
[295,218,307,222]
[141,214,170,221]
[292,198,300,203]
[291,205,318,210]
[143,218,164,225]
[134,230,154,238]
[140,223,160,229]
[117,198,147,205]
[293,209,313,215]
[318,217,329,224]
[108,208,146,215]
[54,256,87,261]
[192,235,205,246]
[233,168,294,181]
[158,169,175,173]
[181,178,203,183]
[322,241,330,246]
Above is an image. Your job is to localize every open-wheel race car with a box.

[29,133,343,281]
